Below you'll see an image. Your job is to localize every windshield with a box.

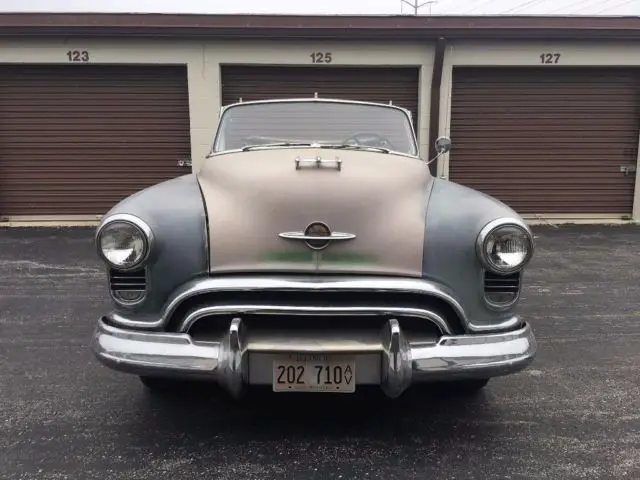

[212,101,418,156]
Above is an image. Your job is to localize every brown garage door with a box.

[449,67,640,215]
[0,64,191,218]
[220,65,420,131]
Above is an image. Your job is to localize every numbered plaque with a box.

[272,353,355,393]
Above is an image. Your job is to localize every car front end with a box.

[91,98,537,398]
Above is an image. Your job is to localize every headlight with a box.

[97,215,152,270]
[476,219,534,274]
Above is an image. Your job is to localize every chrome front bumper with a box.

[92,317,536,398]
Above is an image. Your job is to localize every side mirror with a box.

[435,136,452,154]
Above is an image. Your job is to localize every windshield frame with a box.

[208,98,421,159]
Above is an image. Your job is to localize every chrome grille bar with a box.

[178,304,452,335]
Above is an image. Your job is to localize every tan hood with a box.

[197,148,432,277]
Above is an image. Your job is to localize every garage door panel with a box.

[0,64,191,217]
[449,67,639,214]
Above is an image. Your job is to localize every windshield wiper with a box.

[241,142,313,151]
[321,144,391,154]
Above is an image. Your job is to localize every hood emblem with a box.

[279,221,356,251]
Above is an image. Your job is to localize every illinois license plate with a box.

[272,354,356,393]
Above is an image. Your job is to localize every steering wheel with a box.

[343,132,396,150]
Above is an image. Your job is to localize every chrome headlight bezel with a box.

[476,218,534,275]
[96,214,154,272]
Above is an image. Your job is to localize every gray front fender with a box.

[98,174,209,323]
[423,178,529,331]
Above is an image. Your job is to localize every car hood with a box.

[197,148,432,276]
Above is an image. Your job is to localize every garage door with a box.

[0,64,191,218]
[220,66,420,132]
[449,67,640,215]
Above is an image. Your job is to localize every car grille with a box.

[483,270,521,307]
[187,313,444,340]
[108,268,147,291]
[108,268,147,304]
[167,289,465,335]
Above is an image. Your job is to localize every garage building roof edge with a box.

[1,13,640,39]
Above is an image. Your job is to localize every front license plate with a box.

[272,354,356,393]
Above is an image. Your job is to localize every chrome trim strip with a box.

[92,319,536,399]
[209,145,420,160]
[107,311,163,330]
[105,275,519,333]
[162,276,467,330]
[473,314,521,332]
[278,232,356,241]
[178,304,452,335]
[220,97,414,116]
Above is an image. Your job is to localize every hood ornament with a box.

[279,221,355,251]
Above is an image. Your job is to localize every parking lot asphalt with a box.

[1,224,639,480]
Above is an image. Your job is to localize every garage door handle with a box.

[620,165,637,176]
[177,158,192,167]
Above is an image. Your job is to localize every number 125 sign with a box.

[310,52,332,63]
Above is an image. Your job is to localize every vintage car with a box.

[91,97,536,399]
